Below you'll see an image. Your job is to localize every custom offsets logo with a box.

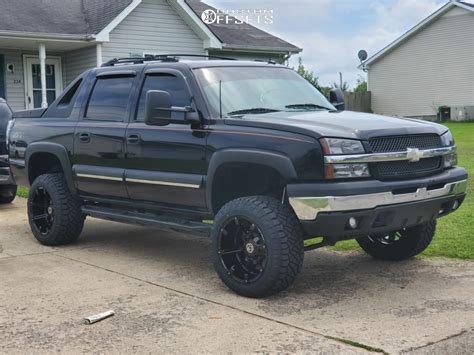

[201,8,273,25]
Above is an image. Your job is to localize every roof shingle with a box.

[185,0,301,52]
[0,0,132,35]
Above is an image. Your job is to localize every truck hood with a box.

[224,110,448,140]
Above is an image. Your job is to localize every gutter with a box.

[221,44,302,54]
[0,30,94,42]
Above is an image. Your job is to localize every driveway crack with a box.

[53,253,386,353]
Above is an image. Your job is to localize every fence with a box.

[343,92,371,113]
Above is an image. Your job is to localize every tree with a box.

[295,57,320,90]
[332,81,350,92]
[354,75,368,93]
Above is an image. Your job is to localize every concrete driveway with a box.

[1,198,473,354]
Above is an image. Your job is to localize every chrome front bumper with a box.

[289,179,467,221]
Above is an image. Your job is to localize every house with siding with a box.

[363,0,474,120]
[0,0,301,111]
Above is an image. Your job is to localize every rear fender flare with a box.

[25,142,75,193]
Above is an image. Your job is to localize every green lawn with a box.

[333,122,474,260]
[15,123,473,260]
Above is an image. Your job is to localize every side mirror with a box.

[329,89,345,111]
[145,90,200,126]
[145,90,172,126]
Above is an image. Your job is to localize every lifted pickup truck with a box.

[8,55,467,297]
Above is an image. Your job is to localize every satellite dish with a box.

[358,49,368,62]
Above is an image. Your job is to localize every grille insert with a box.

[374,157,441,178]
[369,134,443,179]
[369,134,441,153]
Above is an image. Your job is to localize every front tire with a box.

[0,185,17,204]
[357,220,436,261]
[211,196,304,298]
[28,174,85,246]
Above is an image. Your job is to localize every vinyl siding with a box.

[0,49,65,111]
[368,7,474,117]
[64,46,97,84]
[102,0,205,61]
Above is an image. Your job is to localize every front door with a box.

[24,56,63,109]
[124,70,207,209]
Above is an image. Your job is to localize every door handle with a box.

[79,132,91,143]
[127,134,140,145]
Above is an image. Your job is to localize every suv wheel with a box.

[211,196,304,298]
[357,220,436,261]
[28,174,85,246]
[0,185,17,204]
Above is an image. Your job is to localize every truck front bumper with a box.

[0,167,15,185]
[288,168,468,238]
[0,156,15,185]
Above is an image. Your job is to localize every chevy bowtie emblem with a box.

[406,147,423,162]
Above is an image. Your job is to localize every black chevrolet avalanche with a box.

[7,56,467,297]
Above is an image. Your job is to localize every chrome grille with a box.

[369,134,443,179]
[369,134,441,153]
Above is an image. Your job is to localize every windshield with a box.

[193,66,336,118]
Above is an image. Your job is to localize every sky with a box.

[204,0,468,89]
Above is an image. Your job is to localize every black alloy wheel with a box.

[217,216,268,284]
[30,186,55,235]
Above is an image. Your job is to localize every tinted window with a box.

[86,77,134,121]
[136,74,191,121]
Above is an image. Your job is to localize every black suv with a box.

[7,56,467,297]
[0,98,16,203]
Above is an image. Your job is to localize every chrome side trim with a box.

[289,179,467,221]
[76,173,123,182]
[324,146,456,164]
[126,178,200,189]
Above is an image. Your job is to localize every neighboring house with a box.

[0,0,301,111]
[363,0,474,120]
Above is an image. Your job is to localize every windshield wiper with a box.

[285,103,334,111]
[227,107,281,116]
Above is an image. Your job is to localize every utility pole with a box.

[339,72,343,90]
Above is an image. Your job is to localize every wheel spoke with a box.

[219,248,243,255]
[33,213,49,221]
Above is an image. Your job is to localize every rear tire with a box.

[28,174,85,246]
[212,196,304,298]
[0,185,16,204]
[357,220,436,261]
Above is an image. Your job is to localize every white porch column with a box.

[39,43,48,108]
[96,43,103,67]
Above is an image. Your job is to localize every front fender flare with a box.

[206,149,297,214]
[25,142,76,193]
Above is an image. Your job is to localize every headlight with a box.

[440,131,456,167]
[441,131,454,147]
[325,163,370,179]
[320,138,365,155]
[320,138,370,179]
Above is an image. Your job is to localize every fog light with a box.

[452,200,459,210]
[348,217,358,229]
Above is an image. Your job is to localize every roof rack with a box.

[101,54,236,67]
